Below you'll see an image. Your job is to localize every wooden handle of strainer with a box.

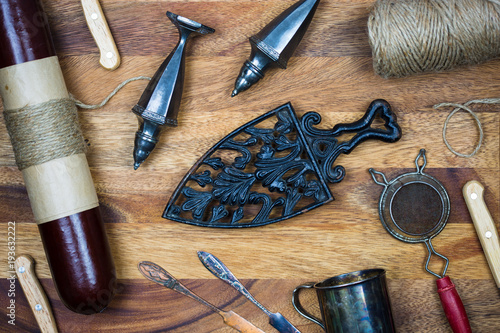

[463,180,500,288]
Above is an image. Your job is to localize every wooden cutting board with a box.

[1,0,499,332]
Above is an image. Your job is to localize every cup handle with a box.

[292,282,325,330]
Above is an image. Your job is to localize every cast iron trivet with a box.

[164,99,401,227]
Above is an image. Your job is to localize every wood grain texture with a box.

[1,0,499,332]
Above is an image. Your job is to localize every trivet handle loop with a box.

[331,99,402,154]
[312,99,401,184]
[436,276,472,333]
[292,282,325,330]
[415,149,427,174]
[369,168,389,187]
[424,239,449,279]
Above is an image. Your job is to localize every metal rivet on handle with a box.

[471,193,478,200]
[18,267,25,274]
[35,304,42,311]
[485,231,493,239]
[91,13,98,20]
[106,52,113,59]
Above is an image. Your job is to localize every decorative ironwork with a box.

[163,99,401,227]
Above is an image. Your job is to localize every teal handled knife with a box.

[198,251,302,333]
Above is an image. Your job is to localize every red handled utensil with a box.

[369,149,471,333]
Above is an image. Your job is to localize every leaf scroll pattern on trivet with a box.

[164,104,331,227]
[163,100,401,227]
[213,167,256,206]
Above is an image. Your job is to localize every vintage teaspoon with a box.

[198,251,301,333]
[138,261,264,333]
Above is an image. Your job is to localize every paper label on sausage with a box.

[0,57,100,223]
[23,154,99,224]
[0,56,69,109]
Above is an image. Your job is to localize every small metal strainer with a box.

[369,149,449,278]
[369,149,471,332]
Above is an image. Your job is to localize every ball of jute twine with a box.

[3,76,150,170]
[368,0,500,78]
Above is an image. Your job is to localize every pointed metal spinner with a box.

[232,0,321,96]
[132,12,214,169]
[163,100,402,227]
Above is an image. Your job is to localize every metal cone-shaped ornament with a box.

[232,0,321,96]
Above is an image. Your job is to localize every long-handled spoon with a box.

[138,261,264,333]
[198,251,301,333]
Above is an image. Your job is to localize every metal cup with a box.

[292,268,395,333]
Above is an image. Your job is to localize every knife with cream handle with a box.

[463,180,500,288]
[81,0,121,70]
[15,255,58,333]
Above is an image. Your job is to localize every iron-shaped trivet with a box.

[163,99,401,227]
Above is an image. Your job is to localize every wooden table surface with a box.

[1,0,499,332]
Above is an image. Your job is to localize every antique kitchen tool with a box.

[198,251,301,333]
[81,0,120,70]
[15,255,58,333]
[138,261,265,333]
[292,269,395,333]
[164,99,401,227]
[132,12,214,169]
[369,149,471,333]
[463,180,500,288]
[232,0,320,96]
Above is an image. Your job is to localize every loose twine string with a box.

[368,0,500,78]
[3,76,150,170]
[71,76,151,109]
[434,98,499,158]
[367,0,499,157]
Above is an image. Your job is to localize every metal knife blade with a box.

[198,251,301,333]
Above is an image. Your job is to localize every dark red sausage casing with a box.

[0,0,116,314]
